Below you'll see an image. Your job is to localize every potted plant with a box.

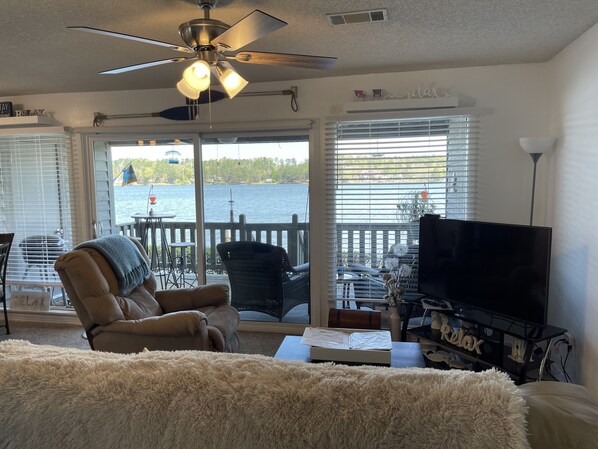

[396,190,436,242]
[396,189,436,222]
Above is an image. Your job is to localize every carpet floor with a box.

[0,322,286,356]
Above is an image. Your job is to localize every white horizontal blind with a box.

[0,133,73,287]
[324,115,479,301]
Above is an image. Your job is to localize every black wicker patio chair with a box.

[0,233,15,334]
[217,241,310,321]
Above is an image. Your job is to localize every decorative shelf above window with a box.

[343,96,460,113]
[0,116,59,128]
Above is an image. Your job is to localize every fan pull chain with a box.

[208,87,213,129]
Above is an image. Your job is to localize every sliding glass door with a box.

[87,128,312,325]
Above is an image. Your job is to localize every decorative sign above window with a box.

[14,109,46,117]
[344,84,467,113]
[0,101,13,117]
[353,85,451,102]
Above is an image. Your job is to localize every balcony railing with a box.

[118,214,418,272]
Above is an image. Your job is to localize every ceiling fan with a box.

[69,0,337,100]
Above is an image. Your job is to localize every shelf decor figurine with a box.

[383,243,413,341]
[508,338,527,364]
[0,101,13,117]
[440,322,484,355]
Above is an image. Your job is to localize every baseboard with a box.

[5,308,395,360]
[238,321,306,335]
[8,310,81,326]
[7,310,307,333]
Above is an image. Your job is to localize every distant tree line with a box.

[112,154,445,185]
[112,157,309,185]
[336,154,447,182]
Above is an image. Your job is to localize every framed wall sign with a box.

[10,290,51,312]
[0,101,13,117]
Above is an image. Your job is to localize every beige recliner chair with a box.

[54,238,240,353]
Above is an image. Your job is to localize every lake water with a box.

[114,182,445,225]
[114,184,310,225]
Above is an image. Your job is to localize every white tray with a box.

[303,328,392,365]
[309,345,391,365]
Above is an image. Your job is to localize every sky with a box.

[111,141,309,162]
[110,136,445,163]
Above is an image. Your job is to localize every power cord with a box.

[551,338,573,383]
[561,345,572,383]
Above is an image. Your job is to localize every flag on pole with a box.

[122,164,138,186]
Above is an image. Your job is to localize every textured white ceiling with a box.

[1,0,597,95]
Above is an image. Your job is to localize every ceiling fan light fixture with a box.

[216,64,248,98]
[70,6,337,100]
[176,79,201,100]
[191,60,211,78]
[183,65,211,91]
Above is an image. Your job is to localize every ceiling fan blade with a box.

[233,51,337,69]
[210,10,287,51]
[100,57,191,74]
[68,26,193,53]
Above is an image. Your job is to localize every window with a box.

[0,132,74,304]
[324,114,479,302]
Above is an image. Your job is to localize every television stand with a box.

[401,300,567,384]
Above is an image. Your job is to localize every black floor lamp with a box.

[519,137,556,225]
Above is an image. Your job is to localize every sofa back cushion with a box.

[0,340,530,449]
[520,381,598,449]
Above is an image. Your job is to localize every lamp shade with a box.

[216,63,248,99]
[190,60,211,79]
[176,79,200,100]
[183,64,210,91]
[519,137,556,154]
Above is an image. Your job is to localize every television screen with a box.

[418,216,552,327]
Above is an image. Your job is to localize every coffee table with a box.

[274,336,426,368]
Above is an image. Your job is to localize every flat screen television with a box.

[418,216,552,327]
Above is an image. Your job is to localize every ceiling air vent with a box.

[327,9,388,26]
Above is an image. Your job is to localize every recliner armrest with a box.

[155,284,230,313]
[93,310,207,337]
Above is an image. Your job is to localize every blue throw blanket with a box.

[76,235,150,295]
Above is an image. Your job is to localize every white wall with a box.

[1,62,552,226]
[2,62,556,331]
[547,23,598,396]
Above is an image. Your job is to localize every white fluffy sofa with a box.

[0,340,531,449]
